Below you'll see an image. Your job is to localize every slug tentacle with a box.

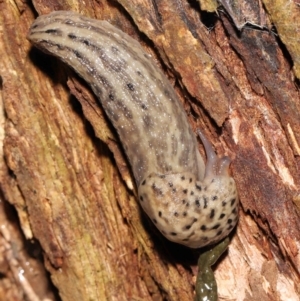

[198,129,231,179]
[28,11,238,249]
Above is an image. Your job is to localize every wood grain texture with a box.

[0,0,300,300]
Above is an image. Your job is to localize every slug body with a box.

[28,11,238,248]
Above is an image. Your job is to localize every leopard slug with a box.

[28,11,238,249]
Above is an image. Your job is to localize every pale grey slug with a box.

[27,11,238,249]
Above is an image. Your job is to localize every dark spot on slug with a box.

[227,219,233,224]
[170,232,177,236]
[141,103,147,110]
[127,83,134,91]
[153,219,157,224]
[174,212,179,217]
[190,191,194,195]
[182,199,186,204]
[219,213,225,219]
[210,209,215,219]
[111,46,119,53]
[212,196,218,201]
[163,88,171,97]
[189,178,192,183]
[183,212,187,217]
[222,201,227,207]
[172,188,176,193]
[186,202,190,207]
[232,208,237,214]
[108,93,114,100]
[160,175,165,179]
[184,225,191,230]
[195,184,202,191]
[181,176,185,180]
[217,230,223,236]
[142,114,153,128]
[142,180,146,185]
[182,238,189,241]
[168,182,173,187]
[140,196,143,202]
[183,189,188,194]
[212,223,220,230]
[231,198,236,206]
[200,225,207,231]
[203,197,208,208]
[158,211,162,217]
[195,200,200,207]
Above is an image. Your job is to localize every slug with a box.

[27,11,238,249]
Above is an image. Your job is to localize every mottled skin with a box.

[28,11,239,301]
[28,11,238,248]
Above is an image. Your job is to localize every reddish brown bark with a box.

[0,0,300,300]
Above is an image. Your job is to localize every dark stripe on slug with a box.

[65,18,76,25]
[45,29,62,35]
[68,33,77,39]
[73,49,84,60]
[39,40,120,97]
[55,19,156,79]
[67,34,128,74]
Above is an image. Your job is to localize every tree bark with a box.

[0,0,300,300]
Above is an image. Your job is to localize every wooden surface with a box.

[0,0,300,300]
